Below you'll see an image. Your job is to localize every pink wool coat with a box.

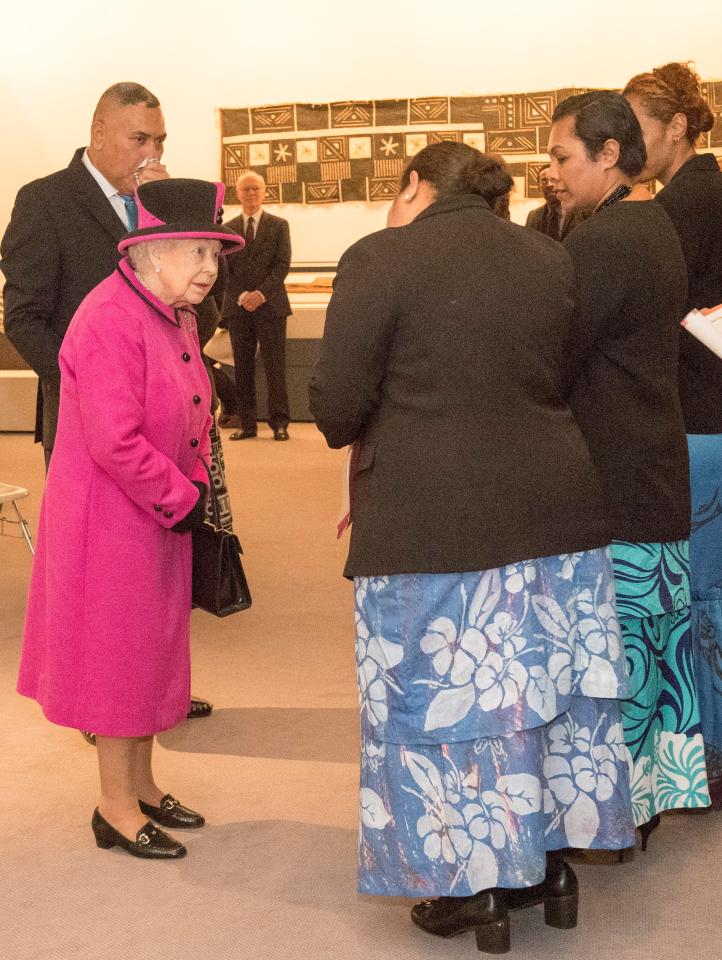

[17,259,213,736]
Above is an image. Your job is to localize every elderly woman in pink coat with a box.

[17,179,243,859]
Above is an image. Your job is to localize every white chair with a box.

[0,482,34,554]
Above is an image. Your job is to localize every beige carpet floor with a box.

[1,424,720,960]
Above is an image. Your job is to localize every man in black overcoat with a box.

[223,172,292,441]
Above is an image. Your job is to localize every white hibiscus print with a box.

[355,576,390,608]
[559,554,583,580]
[575,583,621,664]
[417,803,473,863]
[463,792,512,850]
[504,560,537,594]
[356,612,403,727]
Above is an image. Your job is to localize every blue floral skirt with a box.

[355,548,635,897]
[611,540,710,823]
[688,434,722,780]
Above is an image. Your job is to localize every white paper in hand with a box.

[681,303,722,359]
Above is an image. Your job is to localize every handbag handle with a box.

[198,457,223,530]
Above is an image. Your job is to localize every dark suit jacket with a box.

[222,210,291,321]
[654,152,722,433]
[310,194,610,578]
[1,148,125,387]
[564,201,690,543]
[0,147,221,441]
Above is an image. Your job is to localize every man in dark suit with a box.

[223,173,292,441]
[526,164,588,240]
[0,81,213,721]
[1,82,168,465]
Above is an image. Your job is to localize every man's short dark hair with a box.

[93,82,160,120]
[552,91,646,177]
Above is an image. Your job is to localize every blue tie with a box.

[120,195,138,231]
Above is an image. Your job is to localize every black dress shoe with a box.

[139,794,205,829]
[411,889,510,954]
[273,427,289,441]
[228,429,257,440]
[504,858,578,929]
[187,697,213,719]
[91,809,186,859]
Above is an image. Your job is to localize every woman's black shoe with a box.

[504,859,578,929]
[139,794,205,829]
[638,813,661,851]
[411,889,510,954]
[91,809,187,859]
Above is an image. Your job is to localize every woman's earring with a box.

[404,194,411,201]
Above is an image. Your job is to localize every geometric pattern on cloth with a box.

[204,419,234,532]
[220,85,722,204]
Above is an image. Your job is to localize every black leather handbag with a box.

[191,463,251,617]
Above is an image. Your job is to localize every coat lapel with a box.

[66,149,127,243]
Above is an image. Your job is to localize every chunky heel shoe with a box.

[139,794,205,829]
[638,813,661,852]
[91,809,187,859]
[475,915,510,954]
[544,892,578,929]
[504,857,578,930]
[411,889,509,954]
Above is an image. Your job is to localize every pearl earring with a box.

[404,194,411,201]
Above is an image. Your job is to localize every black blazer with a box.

[564,201,690,543]
[1,148,125,384]
[310,195,610,578]
[654,153,722,433]
[222,211,291,320]
[0,148,222,438]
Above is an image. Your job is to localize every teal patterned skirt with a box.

[611,540,710,824]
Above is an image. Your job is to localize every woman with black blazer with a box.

[625,62,722,808]
[548,91,711,851]
[310,142,634,953]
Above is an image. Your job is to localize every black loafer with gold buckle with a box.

[139,794,205,829]
[187,697,213,719]
[91,808,187,859]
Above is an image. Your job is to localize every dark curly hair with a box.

[623,62,714,143]
[399,141,513,209]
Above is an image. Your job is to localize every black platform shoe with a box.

[91,809,187,859]
[504,858,578,929]
[411,889,510,954]
[139,794,205,829]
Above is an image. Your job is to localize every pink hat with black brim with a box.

[117,178,244,255]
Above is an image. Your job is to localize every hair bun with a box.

[652,62,715,137]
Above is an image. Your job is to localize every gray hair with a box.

[126,238,178,272]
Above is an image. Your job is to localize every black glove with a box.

[171,482,208,532]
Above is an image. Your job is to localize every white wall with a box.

[1,0,720,261]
